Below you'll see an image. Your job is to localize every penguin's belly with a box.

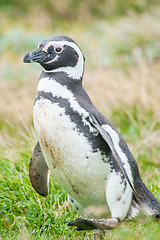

[33,98,110,218]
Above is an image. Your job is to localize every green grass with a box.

[0,106,160,239]
[0,125,87,239]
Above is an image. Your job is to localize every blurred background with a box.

[0,1,160,239]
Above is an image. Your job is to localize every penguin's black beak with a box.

[23,49,48,63]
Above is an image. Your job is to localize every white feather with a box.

[105,171,132,221]
[37,77,97,133]
[102,124,133,185]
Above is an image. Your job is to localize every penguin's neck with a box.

[39,70,83,87]
[36,70,85,106]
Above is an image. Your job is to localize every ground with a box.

[0,2,160,239]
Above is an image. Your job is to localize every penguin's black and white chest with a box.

[33,77,112,217]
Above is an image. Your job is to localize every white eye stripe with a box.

[45,55,59,64]
[41,42,61,53]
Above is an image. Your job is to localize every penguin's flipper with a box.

[89,113,136,196]
[29,141,49,196]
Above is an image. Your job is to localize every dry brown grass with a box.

[85,63,160,119]
[1,62,160,150]
[0,79,36,126]
[85,63,160,154]
[1,64,160,123]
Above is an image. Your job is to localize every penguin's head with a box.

[137,192,160,223]
[23,35,85,80]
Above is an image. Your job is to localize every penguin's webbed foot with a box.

[67,217,120,231]
[67,218,97,231]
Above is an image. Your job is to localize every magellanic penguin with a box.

[23,36,160,235]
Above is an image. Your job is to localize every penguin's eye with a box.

[55,47,63,53]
